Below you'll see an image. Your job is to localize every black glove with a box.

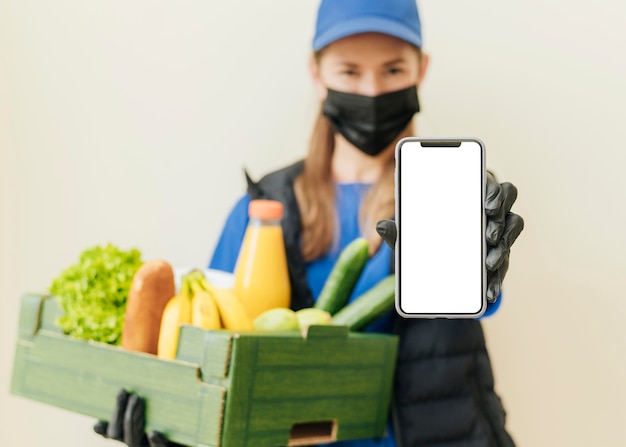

[93,389,184,447]
[483,171,524,302]
[376,172,524,304]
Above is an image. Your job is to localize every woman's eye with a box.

[342,70,358,76]
[387,67,404,75]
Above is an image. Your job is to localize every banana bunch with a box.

[157,270,254,359]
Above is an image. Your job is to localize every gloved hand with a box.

[93,389,185,447]
[482,171,524,302]
[376,172,524,303]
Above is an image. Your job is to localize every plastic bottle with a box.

[233,199,291,320]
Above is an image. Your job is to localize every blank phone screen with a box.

[397,140,485,316]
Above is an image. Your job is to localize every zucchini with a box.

[332,275,396,331]
[314,238,370,315]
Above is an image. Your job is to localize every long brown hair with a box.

[294,108,415,261]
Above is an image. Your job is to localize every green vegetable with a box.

[49,243,143,345]
[314,238,370,315]
[332,275,396,331]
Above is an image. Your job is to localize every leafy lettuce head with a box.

[50,243,143,345]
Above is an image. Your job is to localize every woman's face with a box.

[311,32,428,99]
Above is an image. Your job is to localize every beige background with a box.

[1,0,625,446]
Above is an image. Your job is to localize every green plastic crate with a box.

[11,294,398,446]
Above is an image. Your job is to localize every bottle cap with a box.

[249,199,284,220]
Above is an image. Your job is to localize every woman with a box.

[95,0,523,446]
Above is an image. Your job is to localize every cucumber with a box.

[314,238,370,315]
[332,275,396,331]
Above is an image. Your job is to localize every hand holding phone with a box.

[484,171,525,302]
[378,172,524,314]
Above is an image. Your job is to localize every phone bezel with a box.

[394,137,487,319]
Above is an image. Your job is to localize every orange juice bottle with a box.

[233,199,291,320]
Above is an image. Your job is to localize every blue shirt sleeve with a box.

[208,194,251,273]
[478,291,502,319]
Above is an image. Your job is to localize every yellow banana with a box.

[208,285,255,331]
[190,279,222,331]
[157,275,192,359]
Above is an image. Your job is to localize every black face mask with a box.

[322,85,420,156]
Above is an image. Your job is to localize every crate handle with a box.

[288,420,337,446]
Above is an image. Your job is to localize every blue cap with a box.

[313,0,422,51]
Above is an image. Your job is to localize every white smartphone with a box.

[395,137,486,318]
